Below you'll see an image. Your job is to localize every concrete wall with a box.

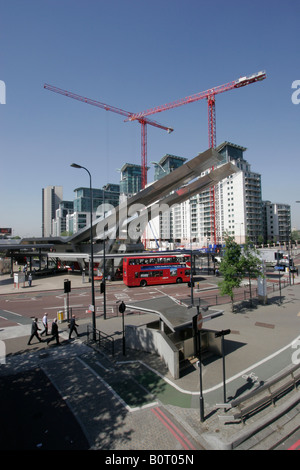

[125,323,224,380]
[125,324,180,379]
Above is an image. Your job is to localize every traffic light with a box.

[64,279,71,293]
[100,282,105,294]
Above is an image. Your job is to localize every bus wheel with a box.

[176,277,182,284]
[140,280,147,287]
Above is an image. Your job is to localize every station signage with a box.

[197,312,203,330]
[0,228,12,235]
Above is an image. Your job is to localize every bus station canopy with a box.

[0,147,238,258]
[68,147,238,244]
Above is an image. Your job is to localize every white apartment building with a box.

[66,211,93,235]
[167,166,250,247]
[262,201,291,243]
[144,143,265,248]
[216,142,263,244]
[52,201,74,236]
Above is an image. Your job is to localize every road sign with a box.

[197,312,203,330]
[275,265,285,271]
[119,301,126,314]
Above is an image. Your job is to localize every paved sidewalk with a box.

[0,271,300,450]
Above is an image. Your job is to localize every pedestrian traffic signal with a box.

[100,282,105,294]
[64,279,71,293]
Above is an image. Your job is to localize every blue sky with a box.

[1,0,300,237]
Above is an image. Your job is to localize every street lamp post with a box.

[192,306,205,422]
[215,329,231,403]
[150,161,167,175]
[102,189,107,320]
[71,163,96,340]
[190,249,194,305]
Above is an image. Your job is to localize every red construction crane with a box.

[44,84,173,189]
[127,71,266,146]
[128,71,266,244]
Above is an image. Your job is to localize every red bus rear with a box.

[123,254,191,287]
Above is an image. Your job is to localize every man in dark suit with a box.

[69,315,79,339]
[27,318,42,345]
[47,319,60,345]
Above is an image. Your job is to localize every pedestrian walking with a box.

[68,315,79,339]
[28,273,32,287]
[47,319,60,345]
[27,318,42,345]
[41,313,48,336]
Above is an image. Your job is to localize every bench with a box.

[216,363,300,423]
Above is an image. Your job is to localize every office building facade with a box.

[52,200,74,236]
[144,144,275,248]
[42,185,63,237]
[119,163,143,196]
[51,184,120,236]
[262,201,291,244]
[216,142,263,245]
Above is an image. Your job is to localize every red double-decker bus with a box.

[123,254,191,287]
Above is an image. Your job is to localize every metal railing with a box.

[216,362,300,424]
[63,276,296,320]
[86,324,115,356]
[193,278,292,308]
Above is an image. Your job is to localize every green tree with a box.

[291,230,300,245]
[239,241,263,306]
[60,231,73,236]
[218,236,243,312]
[257,234,264,246]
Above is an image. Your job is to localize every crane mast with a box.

[44,84,173,189]
[127,71,266,244]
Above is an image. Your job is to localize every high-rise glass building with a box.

[73,185,119,213]
[119,163,143,196]
[51,184,120,236]
[153,154,187,180]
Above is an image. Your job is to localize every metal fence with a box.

[64,278,294,321]
[86,324,115,356]
[193,278,291,308]
[67,304,143,320]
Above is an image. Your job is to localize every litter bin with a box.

[57,310,64,323]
